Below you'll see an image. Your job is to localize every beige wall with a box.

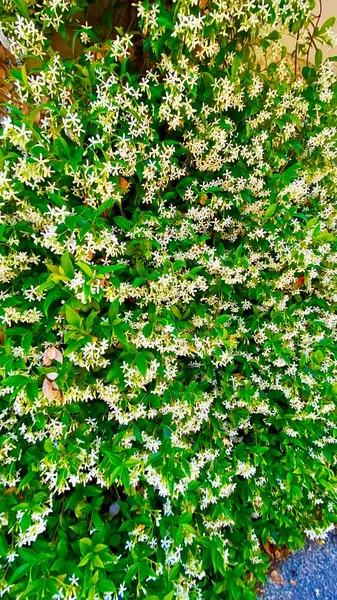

[285,0,337,59]
[320,0,337,57]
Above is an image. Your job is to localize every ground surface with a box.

[261,532,337,600]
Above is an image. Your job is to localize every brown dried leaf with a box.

[43,346,56,365]
[274,546,291,561]
[42,377,60,400]
[33,111,41,126]
[119,177,129,190]
[54,349,63,363]
[263,540,273,558]
[3,486,17,496]
[270,570,284,585]
[47,372,58,381]
[50,31,83,59]
[263,540,290,561]
[0,327,6,345]
[43,346,63,365]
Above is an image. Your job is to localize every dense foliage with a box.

[0,0,337,598]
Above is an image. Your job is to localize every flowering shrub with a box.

[0,0,337,599]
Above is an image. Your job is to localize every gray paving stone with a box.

[261,534,337,600]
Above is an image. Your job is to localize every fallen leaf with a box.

[263,540,273,557]
[274,546,291,560]
[270,570,284,585]
[47,372,59,381]
[43,346,63,365]
[263,540,290,561]
[43,346,56,364]
[42,377,60,400]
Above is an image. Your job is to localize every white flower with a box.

[7,552,18,563]
[69,574,79,586]
[236,461,256,479]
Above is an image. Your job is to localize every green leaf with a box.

[88,586,96,600]
[44,438,54,453]
[93,544,108,552]
[135,353,148,377]
[291,20,303,34]
[203,72,215,89]
[157,16,174,30]
[91,570,99,584]
[61,252,75,279]
[13,0,30,19]
[80,537,92,550]
[211,545,223,573]
[314,232,335,244]
[170,306,182,319]
[108,298,120,323]
[232,54,241,77]
[178,513,192,524]
[113,323,128,346]
[319,16,336,34]
[306,217,318,229]
[124,562,139,583]
[114,216,132,231]
[76,261,94,277]
[2,374,34,387]
[65,305,82,328]
[18,547,38,562]
[108,466,122,485]
[78,552,93,567]
[106,364,123,383]
[109,534,121,546]
[142,322,153,338]
[93,197,117,220]
[121,468,130,491]
[93,554,105,568]
[99,264,126,274]
[9,562,31,584]
[26,381,38,402]
[63,337,88,357]
[315,48,323,69]
[98,580,117,593]
[264,203,277,218]
[18,471,36,491]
